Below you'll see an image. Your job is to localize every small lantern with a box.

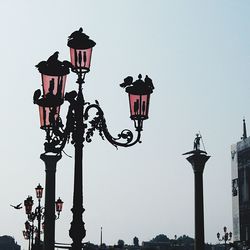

[55,197,63,213]
[24,196,34,215]
[217,232,220,239]
[35,183,43,199]
[122,74,154,129]
[35,52,70,129]
[67,28,96,72]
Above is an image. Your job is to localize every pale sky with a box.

[0,1,250,249]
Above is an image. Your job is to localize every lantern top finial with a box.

[67,27,96,49]
[36,52,70,76]
[120,74,154,95]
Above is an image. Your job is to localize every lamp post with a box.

[183,134,210,250]
[24,184,63,250]
[55,197,64,219]
[24,187,44,250]
[33,28,154,250]
[217,226,232,250]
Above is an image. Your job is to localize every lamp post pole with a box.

[34,28,154,250]
[68,82,86,249]
[183,134,210,250]
[40,154,61,250]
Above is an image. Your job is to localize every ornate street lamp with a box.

[24,184,63,250]
[55,197,63,219]
[33,27,154,250]
[35,183,44,199]
[217,226,232,250]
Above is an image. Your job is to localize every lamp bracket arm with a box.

[84,103,141,148]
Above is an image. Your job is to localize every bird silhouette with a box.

[33,89,41,104]
[10,203,22,209]
[47,51,59,64]
[144,75,154,90]
[68,27,83,39]
[65,91,77,103]
[120,76,133,88]
[35,61,47,70]
[62,60,73,69]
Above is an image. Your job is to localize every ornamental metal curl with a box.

[42,97,142,154]
[84,103,141,148]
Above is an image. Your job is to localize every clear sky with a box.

[0,0,250,248]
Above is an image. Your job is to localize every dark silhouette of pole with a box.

[40,153,61,250]
[100,226,103,246]
[183,134,210,250]
[37,197,41,249]
[69,82,86,250]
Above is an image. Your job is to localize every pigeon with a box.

[120,76,133,88]
[65,91,77,102]
[144,75,154,90]
[63,60,73,69]
[35,61,47,70]
[68,27,83,39]
[33,89,41,104]
[10,203,22,209]
[47,51,59,64]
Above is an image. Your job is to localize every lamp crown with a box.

[67,28,96,49]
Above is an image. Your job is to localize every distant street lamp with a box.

[24,184,62,250]
[183,134,210,250]
[55,197,64,219]
[217,226,232,250]
[33,27,154,250]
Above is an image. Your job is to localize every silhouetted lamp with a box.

[33,28,154,250]
[35,183,44,199]
[55,197,63,218]
[24,196,34,215]
[67,27,96,73]
[123,74,154,130]
[35,53,70,129]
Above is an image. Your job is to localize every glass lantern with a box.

[67,28,96,72]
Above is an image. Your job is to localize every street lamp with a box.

[217,226,232,250]
[24,192,43,250]
[33,27,154,250]
[24,184,63,250]
[183,134,210,250]
[55,197,63,219]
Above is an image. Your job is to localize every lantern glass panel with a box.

[129,94,150,120]
[38,106,60,129]
[42,74,67,99]
[70,47,93,71]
